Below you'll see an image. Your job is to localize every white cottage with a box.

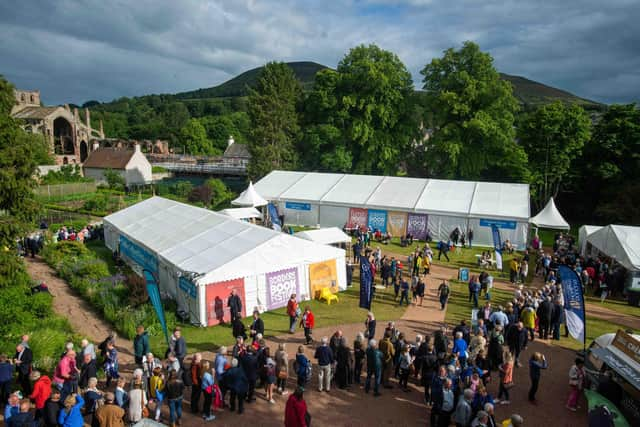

[83,144,152,186]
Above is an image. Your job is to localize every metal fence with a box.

[34,182,98,199]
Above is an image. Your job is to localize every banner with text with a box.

[347,208,368,229]
[558,265,586,345]
[367,209,388,233]
[406,213,429,240]
[491,224,503,270]
[359,255,373,310]
[205,278,245,326]
[266,267,300,310]
[386,211,408,237]
[144,270,169,345]
[309,259,338,297]
[120,235,158,274]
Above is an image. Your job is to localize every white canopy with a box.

[586,225,640,271]
[296,227,351,245]
[231,181,268,207]
[579,225,603,256]
[219,207,262,220]
[104,197,345,283]
[529,198,570,230]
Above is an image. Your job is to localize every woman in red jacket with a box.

[29,371,52,421]
[300,307,315,345]
[284,386,308,427]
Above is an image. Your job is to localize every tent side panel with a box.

[426,214,468,244]
[203,278,246,327]
[104,222,118,252]
[297,264,311,301]
[336,256,347,291]
[467,219,528,248]
[319,205,350,228]
[243,275,261,315]
[281,201,319,227]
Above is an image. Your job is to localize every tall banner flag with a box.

[347,208,368,229]
[359,255,373,310]
[407,213,429,240]
[266,267,300,310]
[558,265,586,346]
[367,209,388,233]
[491,224,503,270]
[268,203,281,231]
[143,269,169,346]
[387,211,408,237]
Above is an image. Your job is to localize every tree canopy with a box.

[179,118,219,156]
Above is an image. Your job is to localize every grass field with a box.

[584,295,640,317]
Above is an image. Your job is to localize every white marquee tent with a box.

[296,227,351,246]
[255,171,530,248]
[104,197,346,327]
[585,225,640,272]
[232,181,268,207]
[530,198,570,230]
[579,225,603,256]
[219,207,262,220]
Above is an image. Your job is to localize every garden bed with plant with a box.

[42,241,176,342]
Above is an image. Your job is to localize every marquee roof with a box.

[296,227,352,245]
[529,197,570,230]
[104,197,344,284]
[255,170,530,220]
[586,225,640,271]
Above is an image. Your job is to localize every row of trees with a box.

[246,42,639,224]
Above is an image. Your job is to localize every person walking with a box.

[432,377,455,427]
[275,343,289,395]
[454,388,474,427]
[294,346,310,387]
[528,352,548,403]
[29,371,51,422]
[314,337,334,393]
[128,377,147,424]
[353,333,366,385]
[286,294,300,334]
[95,392,125,427]
[438,281,451,310]
[58,394,85,427]
[133,326,150,366]
[398,276,410,306]
[566,358,585,412]
[228,289,243,323]
[200,361,216,421]
[379,331,395,389]
[188,353,202,413]
[284,386,308,427]
[365,312,377,340]
[168,328,187,368]
[222,358,248,414]
[43,389,62,427]
[416,276,426,306]
[335,337,353,390]
[505,322,527,367]
[249,310,265,343]
[239,346,258,402]
[14,344,33,395]
[495,353,514,405]
[364,339,383,397]
[398,345,413,392]
[104,342,119,389]
[263,347,277,403]
[300,307,315,345]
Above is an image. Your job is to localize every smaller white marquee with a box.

[530,198,570,230]
[232,181,268,207]
[296,227,352,246]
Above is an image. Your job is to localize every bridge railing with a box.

[151,162,247,176]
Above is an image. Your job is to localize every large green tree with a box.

[518,101,591,210]
[179,118,218,156]
[247,62,301,179]
[420,41,529,181]
[0,77,41,248]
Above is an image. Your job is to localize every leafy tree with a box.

[518,101,591,210]
[103,168,125,190]
[205,178,235,210]
[200,112,251,152]
[179,118,218,156]
[247,62,301,179]
[0,76,42,248]
[420,41,529,181]
[31,133,55,165]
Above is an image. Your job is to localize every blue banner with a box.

[179,276,197,299]
[285,201,311,211]
[143,270,169,346]
[558,265,586,346]
[268,203,281,231]
[120,235,158,274]
[480,218,517,230]
[359,255,373,310]
[491,224,503,270]
[367,209,388,233]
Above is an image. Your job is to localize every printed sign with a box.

[558,265,586,344]
[205,278,245,326]
[406,213,428,240]
[611,330,640,366]
[367,209,388,233]
[386,211,407,237]
[120,235,158,274]
[459,268,470,282]
[285,201,311,211]
[479,218,517,230]
[309,259,338,297]
[347,208,368,229]
[359,255,373,310]
[266,267,299,310]
[179,276,197,299]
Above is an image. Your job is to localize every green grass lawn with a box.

[584,294,640,317]
[148,280,407,355]
[85,239,120,275]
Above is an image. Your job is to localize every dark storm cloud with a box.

[0,0,638,105]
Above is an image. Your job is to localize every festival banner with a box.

[347,208,368,229]
[120,235,158,274]
[367,209,388,233]
[143,270,169,345]
[558,265,586,345]
[309,259,338,297]
[406,213,429,240]
[205,278,245,326]
[387,211,408,237]
[265,267,300,310]
[491,224,503,270]
[359,255,373,310]
[268,203,281,231]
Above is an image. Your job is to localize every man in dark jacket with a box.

[133,325,150,365]
[239,347,258,402]
[249,311,264,342]
[14,344,32,395]
[551,299,564,340]
[421,345,438,404]
[505,322,528,367]
[78,353,97,390]
[168,328,187,368]
[537,297,553,340]
[228,290,243,323]
[8,399,35,427]
[364,339,382,396]
[221,359,249,414]
[0,354,14,404]
[43,389,62,427]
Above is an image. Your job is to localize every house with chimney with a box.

[82,143,152,186]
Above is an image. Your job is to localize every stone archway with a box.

[53,117,74,155]
[80,141,88,162]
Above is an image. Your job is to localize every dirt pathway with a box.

[24,256,136,368]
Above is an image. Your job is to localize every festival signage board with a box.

[387,211,408,237]
[347,208,368,229]
[309,259,338,297]
[480,218,517,230]
[285,202,311,211]
[120,235,158,274]
[205,278,245,326]
[367,209,388,233]
[179,277,197,299]
[265,267,300,310]
[406,213,428,240]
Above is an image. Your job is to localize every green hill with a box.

[500,73,602,110]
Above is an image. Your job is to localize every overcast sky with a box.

[1,0,639,105]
